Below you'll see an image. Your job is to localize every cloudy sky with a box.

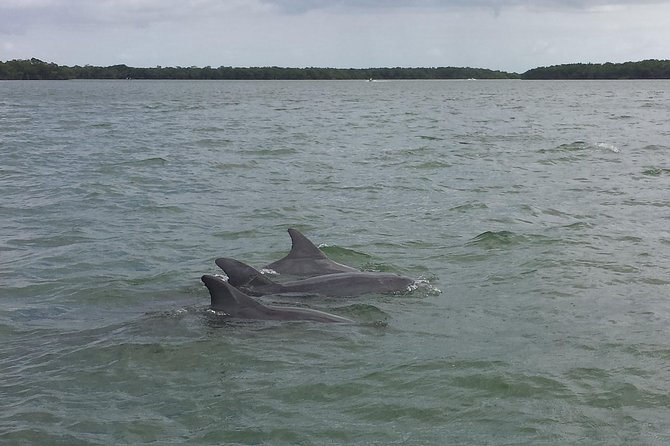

[1,0,669,72]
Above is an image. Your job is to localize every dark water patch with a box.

[103,157,168,169]
[176,103,206,111]
[240,147,298,156]
[446,252,490,263]
[123,271,188,288]
[579,381,670,410]
[392,146,435,156]
[143,204,184,214]
[7,232,93,249]
[641,166,670,176]
[640,144,670,151]
[214,160,258,170]
[536,140,621,165]
[61,340,198,372]
[347,401,449,424]
[273,106,304,111]
[411,160,451,169]
[0,429,90,446]
[142,102,166,110]
[7,305,72,325]
[467,230,558,249]
[240,209,287,220]
[450,201,488,212]
[562,221,594,230]
[621,344,670,361]
[196,138,234,148]
[338,183,384,192]
[452,372,570,399]
[572,258,640,275]
[88,122,113,129]
[213,229,260,240]
[195,126,226,133]
[596,234,644,244]
[416,359,509,371]
[400,239,435,250]
[299,175,339,188]
[0,167,24,180]
[541,140,580,151]
[331,303,389,324]
[619,198,670,208]
[634,277,670,285]
[481,269,539,285]
[540,207,584,219]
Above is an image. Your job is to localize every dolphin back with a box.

[215,257,276,290]
[201,274,352,323]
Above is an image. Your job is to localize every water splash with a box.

[595,142,620,153]
[407,278,441,295]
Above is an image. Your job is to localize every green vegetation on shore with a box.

[0,58,514,80]
[2,58,670,80]
[521,59,670,79]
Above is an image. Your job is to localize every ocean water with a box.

[1,79,670,445]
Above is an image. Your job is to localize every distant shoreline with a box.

[2,58,670,80]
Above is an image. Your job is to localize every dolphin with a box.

[216,257,415,298]
[201,275,352,323]
[263,228,358,277]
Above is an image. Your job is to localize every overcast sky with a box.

[1,0,669,72]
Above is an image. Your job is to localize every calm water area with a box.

[1,79,670,444]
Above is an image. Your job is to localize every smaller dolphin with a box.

[263,228,358,277]
[201,275,352,323]
[216,258,415,298]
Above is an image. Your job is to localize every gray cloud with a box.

[261,0,669,13]
[0,0,266,32]
[1,0,669,71]
[1,0,667,35]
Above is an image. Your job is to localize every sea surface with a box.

[1,79,670,445]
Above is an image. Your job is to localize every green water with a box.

[1,79,670,445]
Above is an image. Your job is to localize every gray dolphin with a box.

[216,257,415,298]
[263,228,358,277]
[201,275,352,323]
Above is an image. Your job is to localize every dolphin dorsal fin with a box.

[287,228,328,259]
[201,275,261,313]
[201,275,239,310]
[215,258,275,288]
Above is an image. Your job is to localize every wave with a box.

[467,230,561,249]
[641,167,670,177]
[537,140,621,164]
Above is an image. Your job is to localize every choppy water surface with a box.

[1,79,670,445]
